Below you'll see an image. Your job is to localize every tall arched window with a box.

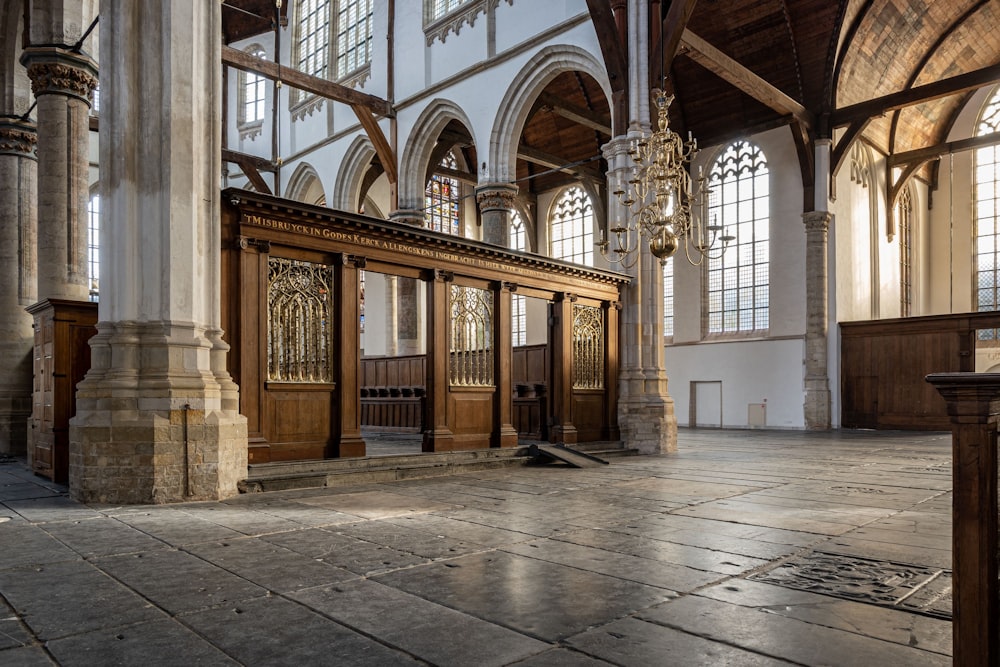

[550,186,594,266]
[425,152,461,235]
[510,211,527,346]
[975,87,1000,328]
[293,0,330,105]
[897,185,913,317]
[428,0,473,22]
[240,46,267,125]
[336,0,373,79]
[706,141,769,334]
[87,193,100,302]
[663,258,674,338]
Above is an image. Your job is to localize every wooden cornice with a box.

[679,29,814,131]
[831,63,1000,128]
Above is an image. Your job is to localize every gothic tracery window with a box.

[705,141,769,334]
[550,186,594,267]
[428,0,473,22]
[425,152,462,235]
[975,87,1000,336]
[267,258,335,383]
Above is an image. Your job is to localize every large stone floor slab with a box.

[0,428,955,665]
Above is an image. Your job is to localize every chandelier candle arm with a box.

[599,89,732,267]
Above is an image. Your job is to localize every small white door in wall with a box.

[691,381,722,428]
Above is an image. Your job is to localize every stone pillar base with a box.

[804,378,831,430]
[70,407,246,504]
[618,393,677,454]
[69,321,247,504]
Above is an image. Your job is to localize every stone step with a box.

[241,441,637,493]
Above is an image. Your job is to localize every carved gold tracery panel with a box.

[450,285,493,387]
[267,257,334,383]
[573,304,604,389]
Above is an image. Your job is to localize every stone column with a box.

[69,0,246,504]
[475,182,517,247]
[0,119,38,456]
[803,210,832,429]
[21,47,96,301]
[603,135,677,453]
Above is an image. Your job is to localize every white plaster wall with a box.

[665,338,805,428]
[525,296,548,345]
[361,270,387,356]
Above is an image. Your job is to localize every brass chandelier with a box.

[599,89,732,268]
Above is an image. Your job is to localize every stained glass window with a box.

[705,141,769,334]
[425,152,461,235]
[550,186,594,266]
[976,87,1000,340]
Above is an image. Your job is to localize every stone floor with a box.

[0,428,954,666]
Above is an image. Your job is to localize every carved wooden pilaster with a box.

[550,292,578,444]
[603,299,622,441]
[423,269,455,452]
[334,253,366,457]
[492,281,518,447]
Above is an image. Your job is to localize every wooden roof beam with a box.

[536,92,612,136]
[517,145,603,183]
[654,0,699,79]
[832,63,1000,128]
[679,29,814,131]
[888,130,1000,167]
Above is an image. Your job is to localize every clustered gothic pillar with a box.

[475,182,518,246]
[0,119,38,456]
[803,210,833,429]
[603,135,677,453]
[69,0,246,503]
[21,47,96,301]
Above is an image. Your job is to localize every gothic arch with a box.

[398,99,476,211]
[334,135,377,212]
[284,162,326,205]
[489,45,611,185]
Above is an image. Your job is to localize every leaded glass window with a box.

[87,193,100,302]
[663,257,674,338]
[509,211,527,346]
[976,87,1000,340]
[450,285,493,386]
[336,0,373,78]
[550,186,594,266]
[429,0,473,21]
[293,0,330,105]
[898,186,913,317]
[706,141,769,334]
[241,46,267,124]
[267,258,334,383]
[425,152,461,235]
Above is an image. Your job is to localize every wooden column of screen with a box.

[492,281,518,448]
[603,299,621,441]
[423,269,455,452]
[550,292,578,444]
[333,253,366,458]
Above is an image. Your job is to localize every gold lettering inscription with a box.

[240,213,610,289]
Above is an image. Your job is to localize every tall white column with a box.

[0,119,37,456]
[69,0,246,503]
[21,46,96,301]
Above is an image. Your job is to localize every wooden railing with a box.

[926,373,1000,666]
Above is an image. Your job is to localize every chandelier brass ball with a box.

[650,230,679,260]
